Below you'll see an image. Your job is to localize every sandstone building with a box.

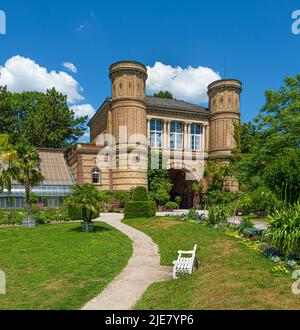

[68,61,242,208]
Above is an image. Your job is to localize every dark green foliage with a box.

[0,87,86,148]
[132,186,148,201]
[238,217,255,234]
[114,191,130,208]
[265,202,300,258]
[231,74,300,205]
[153,91,174,99]
[66,184,102,222]
[208,205,231,225]
[165,202,178,211]
[124,201,157,219]
[68,206,98,221]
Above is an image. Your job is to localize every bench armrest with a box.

[178,250,194,255]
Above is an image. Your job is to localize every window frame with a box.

[91,167,101,185]
[170,122,183,150]
[190,124,202,151]
[150,119,163,148]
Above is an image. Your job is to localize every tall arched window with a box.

[92,168,101,184]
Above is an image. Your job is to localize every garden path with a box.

[82,213,171,310]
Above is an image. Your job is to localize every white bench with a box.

[172,245,198,279]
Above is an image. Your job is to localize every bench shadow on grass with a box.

[70,224,111,234]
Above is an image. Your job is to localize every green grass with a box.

[0,223,132,310]
[124,217,300,310]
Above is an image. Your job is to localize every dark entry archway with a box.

[168,169,196,209]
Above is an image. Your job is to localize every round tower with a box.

[207,79,242,157]
[109,61,148,191]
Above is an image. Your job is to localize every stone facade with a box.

[68,61,243,199]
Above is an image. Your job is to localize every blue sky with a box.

[0,0,300,139]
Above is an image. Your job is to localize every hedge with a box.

[132,186,148,201]
[124,201,157,219]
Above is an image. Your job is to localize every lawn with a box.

[0,223,132,310]
[124,217,300,310]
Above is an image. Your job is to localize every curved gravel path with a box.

[82,213,171,310]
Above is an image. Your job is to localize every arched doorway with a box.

[168,164,200,209]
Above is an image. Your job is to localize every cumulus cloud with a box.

[70,104,96,119]
[63,62,78,73]
[147,62,221,104]
[0,55,84,103]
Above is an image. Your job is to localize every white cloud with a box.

[0,55,84,103]
[63,62,78,73]
[147,62,221,104]
[70,104,96,119]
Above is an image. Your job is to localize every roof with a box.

[146,96,210,114]
[38,149,76,186]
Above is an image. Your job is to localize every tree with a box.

[0,134,18,193]
[15,143,44,218]
[67,184,102,223]
[153,91,174,99]
[192,182,203,209]
[0,87,87,149]
[231,74,300,204]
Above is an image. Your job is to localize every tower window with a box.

[92,168,101,184]
[191,124,202,151]
[170,122,183,150]
[150,120,162,148]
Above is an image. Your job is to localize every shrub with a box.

[165,202,177,211]
[175,196,182,209]
[238,217,255,233]
[114,191,130,208]
[187,209,205,222]
[265,202,300,258]
[124,201,157,219]
[235,194,254,213]
[0,211,24,225]
[132,186,148,201]
[68,206,99,221]
[207,205,231,225]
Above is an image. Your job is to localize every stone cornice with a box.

[208,84,242,97]
[147,106,211,121]
[109,68,148,82]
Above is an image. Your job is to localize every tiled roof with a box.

[38,149,76,186]
[146,96,210,114]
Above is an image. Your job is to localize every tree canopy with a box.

[153,91,174,99]
[0,86,87,149]
[231,74,300,204]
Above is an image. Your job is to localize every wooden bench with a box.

[172,245,198,279]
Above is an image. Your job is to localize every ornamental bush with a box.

[124,201,157,219]
[68,206,99,221]
[165,202,178,211]
[265,202,300,258]
[132,186,148,201]
[208,204,231,225]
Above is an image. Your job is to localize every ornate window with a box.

[150,120,162,148]
[170,122,183,150]
[191,124,202,151]
[92,168,101,184]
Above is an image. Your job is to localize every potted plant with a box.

[15,143,44,229]
[67,184,102,232]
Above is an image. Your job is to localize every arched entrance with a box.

[168,163,200,209]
